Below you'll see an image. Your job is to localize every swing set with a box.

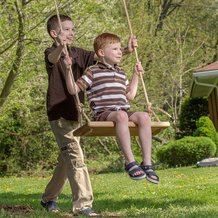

[54,0,170,137]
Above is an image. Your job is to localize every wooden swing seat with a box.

[73,121,170,137]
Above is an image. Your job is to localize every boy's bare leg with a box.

[130,112,159,183]
[129,112,152,165]
[106,111,135,164]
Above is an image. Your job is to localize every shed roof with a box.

[190,61,218,98]
[195,61,218,72]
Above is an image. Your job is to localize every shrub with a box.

[176,97,208,139]
[193,116,218,155]
[156,136,216,167]
[0,99,58,175]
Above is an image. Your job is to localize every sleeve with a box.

[81,49,95,68]
[44,47,54,69]
[72,47,95,74]
[76,69,93,91]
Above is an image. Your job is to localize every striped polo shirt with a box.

[76,62,130,112]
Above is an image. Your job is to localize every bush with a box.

[193,116,218,155]
[0,98,58,175]
[176,97,208,139]
[156,136,216,167]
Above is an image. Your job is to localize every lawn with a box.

[0,166,218,217]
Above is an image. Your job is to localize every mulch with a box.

[0,204,33,214]
[0,204,72,217]
[0,204,121,217]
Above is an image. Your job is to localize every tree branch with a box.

[155,0,184,36]
[0,1,26,108]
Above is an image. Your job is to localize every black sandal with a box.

[140,164,159,184]
[125,161,146,180]
[41,200,60,212]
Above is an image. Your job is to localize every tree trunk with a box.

[0,1,25,108]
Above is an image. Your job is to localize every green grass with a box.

[0,166,218,217]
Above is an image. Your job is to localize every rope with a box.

[54,0,90,124]
[122,0,161,121]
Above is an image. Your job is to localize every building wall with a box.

[208,88,218,131]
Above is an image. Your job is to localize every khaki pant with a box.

[42,117,93,213]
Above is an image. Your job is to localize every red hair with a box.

[93,33,120,56]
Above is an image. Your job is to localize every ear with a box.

[97,49,105,57]
[50,30,58,38]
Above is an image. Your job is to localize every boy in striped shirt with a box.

[65,33,159,184]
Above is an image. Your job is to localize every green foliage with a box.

[1,0,218,174]
[0,89,58,175]
[177,97,208,138]
[81,136,120,158]
[0,0,125,175]
[194,116,218,155]
[156,136,216,167]
[123,0,218,121]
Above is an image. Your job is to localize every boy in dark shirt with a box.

[42,14,137,216]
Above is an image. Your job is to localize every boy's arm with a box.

[65,68,80,95]
[48,44,65,64]
[126,62,143,100]
[63,54,80,95]
[122,35,138,55]
[48,31,68,63]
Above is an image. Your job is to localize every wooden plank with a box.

[73,121,170,136]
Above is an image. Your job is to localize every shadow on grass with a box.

[0,191,207,212]
[0,192,205,211]
[94,195,206,211]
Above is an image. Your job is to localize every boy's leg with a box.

[42,153,67,203]
[129,112,159,183]
[129,112,152,165]
[107,111,135,163]
[106,111,146,179]
[43,118,93,213]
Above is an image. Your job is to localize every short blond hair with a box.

[94,33,121,56]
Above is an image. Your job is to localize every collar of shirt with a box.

[97,61,122,72]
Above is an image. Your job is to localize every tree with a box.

[118,0,218,131]
[0,0,218,172]
[0,0,126,173]
[0,1,26,108]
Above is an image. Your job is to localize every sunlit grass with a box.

[0,166,218,217]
